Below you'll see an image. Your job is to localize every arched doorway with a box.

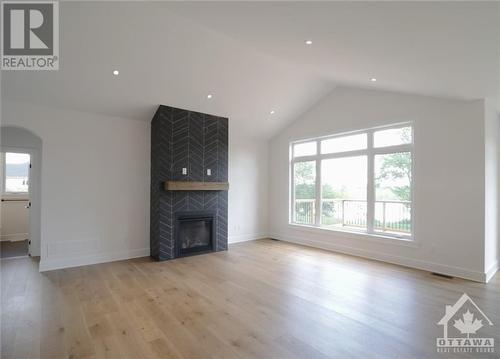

[1,126,42,261]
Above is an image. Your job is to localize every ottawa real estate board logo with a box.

[437,293,494,354]
[1,1,59,70]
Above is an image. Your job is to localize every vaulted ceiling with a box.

[2,1,499,138]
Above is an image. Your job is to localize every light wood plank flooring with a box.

[1,240,28,259]
[1,239,499,359]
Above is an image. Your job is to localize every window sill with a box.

[288,222,419,248]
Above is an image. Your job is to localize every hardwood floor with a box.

[1,239,499,359]
[1,240,28,259]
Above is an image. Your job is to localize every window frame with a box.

[290,123,414,241]
[1,151,31,197]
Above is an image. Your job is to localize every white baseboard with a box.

[229,233,268,244]
[270,232,488,283]
[38,233,267,271]
[485,260,499,283]
[37,235,497,283]
[39,247,150,272]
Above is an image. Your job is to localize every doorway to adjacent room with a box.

[0,151,31,258]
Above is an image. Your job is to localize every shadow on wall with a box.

[1,126,43,259]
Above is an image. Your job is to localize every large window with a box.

[290,124,413,239]
[2,152,30,194]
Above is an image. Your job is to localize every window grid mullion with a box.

[367,131,375,233]
[315,141,322,226]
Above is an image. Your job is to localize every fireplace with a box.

[175,211,215,257]
[150,105,228,261]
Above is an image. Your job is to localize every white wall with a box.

[484,100,500,280]
[2,100,151,270]
[269,87,489,281]
[2,100,268,270]
[0,200,29,242]
[228,135,268,243]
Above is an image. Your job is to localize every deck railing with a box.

[294,199,315,225]
[295,199,411,233]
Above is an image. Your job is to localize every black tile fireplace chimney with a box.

[150,105,228,261]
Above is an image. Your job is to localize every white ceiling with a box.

[2,1,499,138]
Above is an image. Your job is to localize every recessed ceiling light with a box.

[270,110,276,115]
[207,94,213,99]
[113,70,119,76]
[305,40,313,45]
[370,77,377,82]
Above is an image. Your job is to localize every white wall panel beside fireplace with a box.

[228,135,269,243]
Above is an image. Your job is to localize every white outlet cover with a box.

[182,168,187,175]
[207,169,211,176]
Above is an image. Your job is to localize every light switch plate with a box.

[207,169,211,176]
[182,167,187,175]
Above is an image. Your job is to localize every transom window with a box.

[290,124,413,239]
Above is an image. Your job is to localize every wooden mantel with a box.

[165,181,229,191]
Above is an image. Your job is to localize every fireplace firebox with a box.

[175,211,215,257]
